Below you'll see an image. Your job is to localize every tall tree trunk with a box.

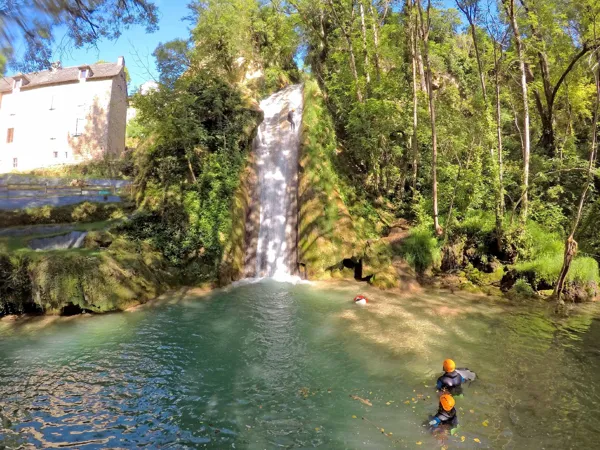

[554,55,600,310]
[503,0,530,222]
[368,2,383,81]
[414,4,427,92]
[417,0,442,235]
[359,1,371,85]
[470,22,487,102]
[408,0,419,192]
[327,0,363,102]
[493,41,505,249]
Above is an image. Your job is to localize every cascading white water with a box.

[253,84,303,281]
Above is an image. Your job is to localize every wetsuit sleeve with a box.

[436,378,443,390]
[430,416,441,427]
[451,414,459,427]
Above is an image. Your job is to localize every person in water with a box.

[436,359,466,394]
[428,393,458,429]
[287,108,296,131]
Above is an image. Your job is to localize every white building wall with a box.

[0,74,125,173]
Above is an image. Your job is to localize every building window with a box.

[53,151,58,158]
[13,79,22,90]
[49,95,55,110]
[65,152,68,158]
[6,128,14,143]
[12,158,17,168]
[79,69,89,80]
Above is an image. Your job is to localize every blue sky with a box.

[7,0,192,91]
[7,0,462,90]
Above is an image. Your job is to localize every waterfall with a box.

[252,84,303,281]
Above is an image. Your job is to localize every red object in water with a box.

[354,295,368,304]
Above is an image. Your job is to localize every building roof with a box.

[0,61,124,94]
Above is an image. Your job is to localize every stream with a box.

[1,282,599,449]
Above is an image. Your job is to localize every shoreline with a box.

[0,274,589,328]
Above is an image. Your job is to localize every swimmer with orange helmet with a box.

[428,393,458,428]
[435,358,477,395]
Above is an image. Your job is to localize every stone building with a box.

[0,57,128,173]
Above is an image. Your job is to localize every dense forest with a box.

[123,0,600,309]
[2,0,600,313]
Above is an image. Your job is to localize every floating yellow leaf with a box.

[416,442,422,445]
[424,385,430,388]
[386,402,391,405]
[380,428,384,433]
[461,436,466,442]
[474,438,481,443]
[469,409,475,414]
[412,398,415,401]
[389,433,393,436]
[404,400,410,404]
[352,415,357,419]
[315,427,320,432]
[482,420,489,427]
[427,395,431,399]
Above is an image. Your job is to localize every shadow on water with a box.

[1,282,600,449]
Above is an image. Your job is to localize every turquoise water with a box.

[1,281,600,449]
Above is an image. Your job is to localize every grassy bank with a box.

[0,201,133,228]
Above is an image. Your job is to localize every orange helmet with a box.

[440,393,455,412]
[443,359,456,373]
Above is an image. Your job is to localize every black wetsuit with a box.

[287,110,295,130]
[436,371,465,394]
[431,406,458,428]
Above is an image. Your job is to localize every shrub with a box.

[398,226,441,273]
[508,278,536,299]
[71,202,98,222]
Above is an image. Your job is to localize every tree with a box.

[455,0,486,101]
[554,50,600,309]
[502,0,531,222]
[153,40,192,88]
[519,0,600,153]
[1,0,158,71]
[417,0,442,235]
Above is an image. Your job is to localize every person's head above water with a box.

[443,359,456,373]
[439,393,455,412]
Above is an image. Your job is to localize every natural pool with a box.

[1,281,599,449]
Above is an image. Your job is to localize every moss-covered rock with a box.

[84,231,114,249]
[0,236,177,317]
[297,80,361,277]
[369,265,399,289]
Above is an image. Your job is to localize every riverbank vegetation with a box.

[3,0,600,316]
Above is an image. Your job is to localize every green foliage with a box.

[398,226,441,273]
[0,254,33,316]
[22,155,134,180]
[126,68,261,279]
[6,1,158,72]
[71,202,98,222]
[0,202,133,228]
[153,39,191,88]
[509,279,537,299]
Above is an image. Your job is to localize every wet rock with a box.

[441,240,465,271]
[84,231,113,249]
[563,282,599,303]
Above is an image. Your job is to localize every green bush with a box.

[514,221,600,288]
[398,226,441,273]
[71,202,98,222]
[508,278,537,299]
[0,202,133,228]
[0,254,34,316]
